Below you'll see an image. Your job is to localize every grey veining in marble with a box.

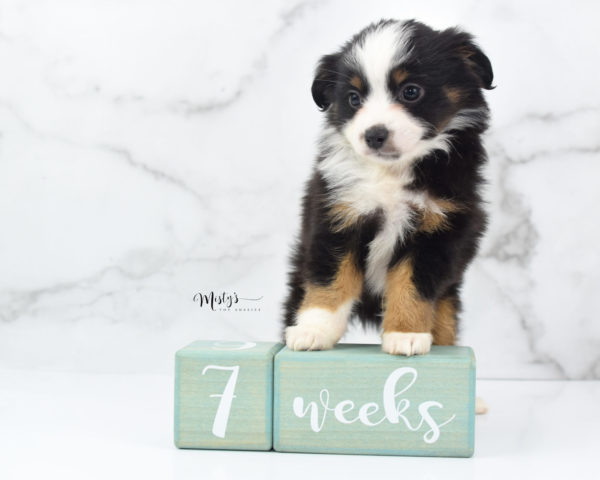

[0,0,598,378]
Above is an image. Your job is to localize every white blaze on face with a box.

[342,22,426,161]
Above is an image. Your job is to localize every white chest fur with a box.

[318,147,435,295]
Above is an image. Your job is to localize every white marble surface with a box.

[1,369,598,480]
[0,0,599,379]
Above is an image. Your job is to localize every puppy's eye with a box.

[402,84,423,102]
[348,91,362,108]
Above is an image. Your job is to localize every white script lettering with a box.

[202,365,240,438]
[291,367,456,444]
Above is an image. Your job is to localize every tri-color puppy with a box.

[283,19,494,356]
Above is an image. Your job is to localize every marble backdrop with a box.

[0,0,598,379]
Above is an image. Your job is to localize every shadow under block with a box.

[274,344,475,457]
[174,340,283,450]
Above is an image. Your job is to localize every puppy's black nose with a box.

[364,125,389,150]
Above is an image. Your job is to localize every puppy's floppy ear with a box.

[461,42,494,90]
[311,53,341,110]
[449,30,495,90]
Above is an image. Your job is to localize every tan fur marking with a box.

[458,46,475,59]
[350,75,362,90]
[300,253,363,313]
[382,258,434,333]
[443,86,462,104]
[420,209,448,233]
[417,198,463,234]
[436,113,455,132]
[327,202,361,232]
[432,297,457,345]
[392,68,409,85]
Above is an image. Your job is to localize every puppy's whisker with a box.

[312,79,356,88]
[317,68,355,81]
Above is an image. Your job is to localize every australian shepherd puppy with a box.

[283,19,494,356]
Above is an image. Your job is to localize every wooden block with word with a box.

[274,344,475,457]
[175,340,283,450]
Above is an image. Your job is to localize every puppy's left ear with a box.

[453,31,494,90]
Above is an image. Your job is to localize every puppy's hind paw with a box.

[476,397,489,415]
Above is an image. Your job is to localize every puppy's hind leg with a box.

[432,289,460,346]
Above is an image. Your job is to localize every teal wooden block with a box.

[274,344,475,457]
[174,340,283,450]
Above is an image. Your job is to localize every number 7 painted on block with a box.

[201,365,240,438]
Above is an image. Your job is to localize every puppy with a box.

[283,19,493,356]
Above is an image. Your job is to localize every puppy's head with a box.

[312,20,493,163]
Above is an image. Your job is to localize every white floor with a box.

[1,369,598,480]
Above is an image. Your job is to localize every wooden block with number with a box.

[174,340,283,450]
[274,344,476,457]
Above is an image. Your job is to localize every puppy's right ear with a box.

[311,53,340,111]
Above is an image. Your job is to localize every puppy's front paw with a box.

[285,324,335,351]
[285,307,347,351]
[382,332,432,356]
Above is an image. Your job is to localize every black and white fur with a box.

[283,19,493,355]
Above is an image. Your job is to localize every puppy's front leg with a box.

[382,257,434,356]
[285,253,362,351]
